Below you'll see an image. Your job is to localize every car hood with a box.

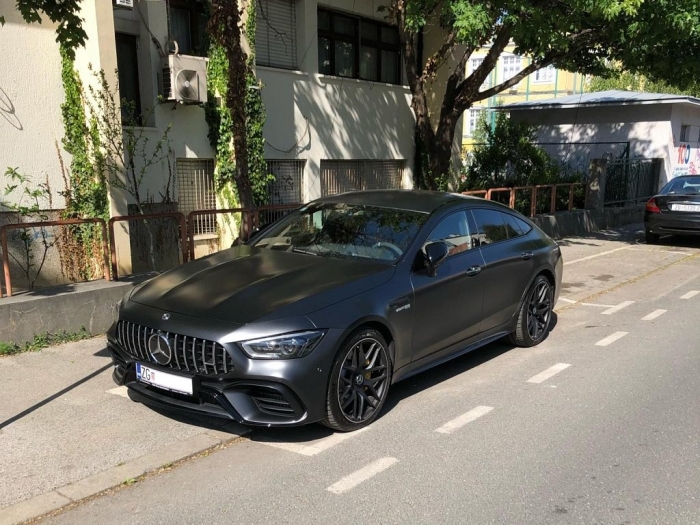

[129,246,395,324]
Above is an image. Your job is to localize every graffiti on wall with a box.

[672,142,700,177]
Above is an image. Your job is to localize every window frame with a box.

[533,64,556,84]
[317,8,402,85]
[167,0,207,57]
[470,208,510,247]
[115,32,143,126]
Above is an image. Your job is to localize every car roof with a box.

[316,189,485,214]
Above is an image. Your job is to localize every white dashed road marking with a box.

[435,406,494,434]
[595,331,629,347]
[602,301,635,315]
[256,426,371,456]
[680,290,699,300]
[580,303,616,308]
[642,309,667,321]
[526,363,571,384]
[107,386,130,398]
[327,457,398,494]
[558,297,577,304]
[564,246,631,266]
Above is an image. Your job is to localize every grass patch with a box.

[0,327,91,356]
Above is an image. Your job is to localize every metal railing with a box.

[109,213,188,281]
[604,159,660,206]
[1,218,110,298]
[461,183,586,217]
[186,208,253,260]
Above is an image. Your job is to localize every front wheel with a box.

[509,275,553,347]
[323,328,391,432]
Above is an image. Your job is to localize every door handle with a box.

[521,251,534,260]
[465,266,482,276]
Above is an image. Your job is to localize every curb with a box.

[0,427,250,525]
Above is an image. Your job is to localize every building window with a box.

[256,0,298,70]
[680,125,692,142]
[320,160,404,197]
[177,159,217,236]
[266,160,305,204]
[502,55,522,82]
[168,0,207,56]
[470,57,490,91]
[115,33,142,125]
[466,107,486,137]
[534,64,555,83]
[318,8,401,84]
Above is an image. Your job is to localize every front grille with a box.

[250,386,295,416]
[117,321,233,375]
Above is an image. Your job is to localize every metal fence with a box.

[462,182,586,217]
[604,159,661,207]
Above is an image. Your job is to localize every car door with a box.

[410,209,486,363]
[472,208,538,331]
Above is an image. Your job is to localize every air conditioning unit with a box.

[160,55,209,105]
[113,0,134,9]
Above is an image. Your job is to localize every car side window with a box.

[425,211,474,257]
[471,209,508,246]
[502,213,532,239]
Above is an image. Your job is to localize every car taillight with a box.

[645,198,660,213]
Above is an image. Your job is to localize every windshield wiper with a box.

[292,247,319,256]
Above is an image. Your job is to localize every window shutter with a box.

[256,0,298,70]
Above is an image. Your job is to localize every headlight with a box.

[239,331,326,359]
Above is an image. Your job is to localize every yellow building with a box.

[462,43,586,153]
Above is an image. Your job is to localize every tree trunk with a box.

[210,0,255,239]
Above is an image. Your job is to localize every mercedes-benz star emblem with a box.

[162,313,171,321]
[148,332,172,365]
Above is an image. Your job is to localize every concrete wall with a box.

[509,104,675,185]
[669,104,700,178]
[0,2,66,209]
[259,0,418,199]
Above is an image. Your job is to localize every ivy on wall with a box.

[59,46,108,222]
[204,2,272,210]
[58,45,109,280]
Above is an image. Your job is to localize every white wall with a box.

[669,104,700,178]
[509,104,676,184]
[259,0,417,199]
[0,2,66,209]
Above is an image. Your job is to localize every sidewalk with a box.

[1,223,698,524]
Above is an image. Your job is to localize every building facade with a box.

[2,0,464,284]
[503,90,700,187]
[462,42,585,153]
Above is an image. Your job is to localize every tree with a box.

[1,0,86,58]
[588,71,700,97]
[383,0,700,189]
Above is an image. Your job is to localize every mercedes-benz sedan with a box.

[108,190,563,431]
[644,175,700,244]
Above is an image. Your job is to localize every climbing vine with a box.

[205,2,273,213]
[57,44,109,281]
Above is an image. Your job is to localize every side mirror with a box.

[424,241,449,277]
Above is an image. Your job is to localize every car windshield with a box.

[662,176,700,195]
[251,203,428,263]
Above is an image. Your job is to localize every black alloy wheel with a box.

[323,328,391,431]
[509,275,553,347]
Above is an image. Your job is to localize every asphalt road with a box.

[39,233,700,524]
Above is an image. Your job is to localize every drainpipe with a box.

[554,68,559,98]
[525,58,531,101]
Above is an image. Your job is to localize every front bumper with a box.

[107,308,342,427]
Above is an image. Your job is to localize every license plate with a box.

[671,204,700,212]
[136,363,193,396]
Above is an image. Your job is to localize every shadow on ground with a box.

[155,315,559,444]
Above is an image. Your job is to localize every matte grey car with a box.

[107,190,563,431]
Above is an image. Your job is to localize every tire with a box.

[645,230,660,245]
[508,275,554,348]
[322,328,391,432]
